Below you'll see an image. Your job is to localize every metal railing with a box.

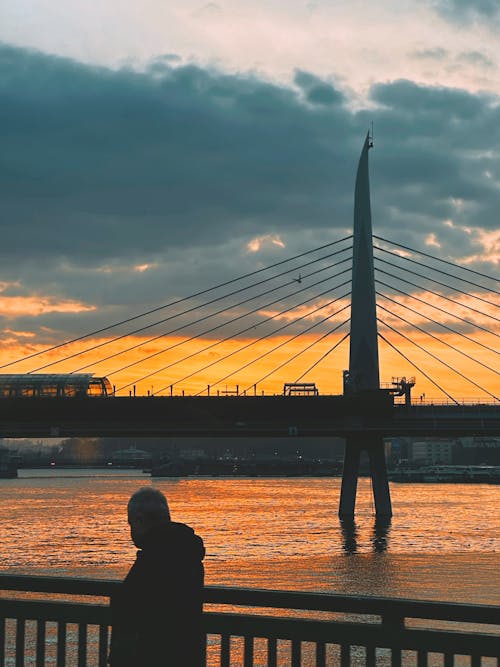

[0,574,499,666]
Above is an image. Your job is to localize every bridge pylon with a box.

[339,132,392,518]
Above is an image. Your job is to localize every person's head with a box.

[127,487,171,547]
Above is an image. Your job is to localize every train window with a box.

[61,382,87,398]
[40,384,57,397]
[88,380,105,397]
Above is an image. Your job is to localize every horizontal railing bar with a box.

[1,575,499,626]
[0,599,110,625]
[204,587,500,625]
[0,574,119,597]
[203,613,500,657]
[3,595,498,654]
[0,598,498,659]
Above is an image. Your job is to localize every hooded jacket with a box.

[109,521,205,667]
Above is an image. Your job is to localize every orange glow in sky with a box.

[0,295,95,317]
[2,324,498,403]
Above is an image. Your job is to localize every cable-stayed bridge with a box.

[1,134,498,515]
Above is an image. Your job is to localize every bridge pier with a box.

[339,437,392,518]
[368,438,392,517]
[338,438,361,517]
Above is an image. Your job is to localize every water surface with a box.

[1,470,498,604]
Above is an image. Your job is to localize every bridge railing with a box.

[394,397,500,406]
[0,574,498,666]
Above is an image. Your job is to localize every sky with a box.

[0,0,499,399]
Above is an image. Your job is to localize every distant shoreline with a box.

[5,464,499,484]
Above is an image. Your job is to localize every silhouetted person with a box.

[109,487,205,667]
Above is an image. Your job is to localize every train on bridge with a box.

[0,374,113,398]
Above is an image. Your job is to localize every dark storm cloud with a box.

[430,0,500,23]
[1,43,499,342]
[0,43,353,266]
[294,70,344,106]
[366,79,500,243]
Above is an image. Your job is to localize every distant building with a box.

[411,440,454,466]
[111,445,151,465]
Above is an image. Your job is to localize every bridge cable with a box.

[376,302,499,376]
[375,280,500,344]
[373,235,500,283]
[105,274,351,381]
[111,286,352,391]
[0,235,353,370]
[71,261,351,375]
[376,289,499,356]
[375,269,500,323]
[374,257,500,310]
[28,251,353,373]
[293,332,350,384]
[240,325,350,395]
[32,251,352,372]
[374,245,500,296]
[152,302,350,396]
[377,318,499,401]
[193,312,350,397]
[377,332,459,404]
[148,300,350,396]
[102,276,350,380]
[117,293,350,394]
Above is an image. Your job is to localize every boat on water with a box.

[389,465,500,484]
[0,448,18,479]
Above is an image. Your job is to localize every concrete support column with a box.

[368,439,393,517]
[338,438,361,517]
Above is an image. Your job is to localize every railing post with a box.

[291,639,301,667]
[382,612,404,667]
[315,642,326,667]
[220,634,230,667]
[340,643,350,667]
[15,618,25,667]
[78,623,87,667]
[57,622,66,667]
[36,620,46,667]
[267,637,277,667]
[244,635,253,666]
[98,625,109,667]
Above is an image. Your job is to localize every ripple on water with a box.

[0,474,498,603]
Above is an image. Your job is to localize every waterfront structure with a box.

[0,574,498,666]
[110,445,151,466]
[411,440,454,466]
[340,132,392,518]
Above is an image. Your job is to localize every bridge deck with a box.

[0,394,498,438]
